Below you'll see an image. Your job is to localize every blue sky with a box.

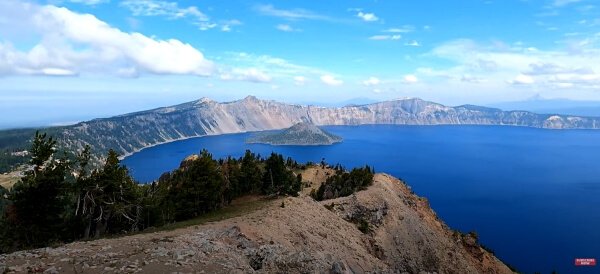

[1,0,600,127]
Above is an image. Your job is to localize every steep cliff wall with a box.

[58,96,600,159]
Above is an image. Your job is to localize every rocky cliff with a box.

[0,169,514,273]
[58,96,600,159]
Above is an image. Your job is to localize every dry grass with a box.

[299,165,336,195]
[147,195,278,233]
[0,173,19,190]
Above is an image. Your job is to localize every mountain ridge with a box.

[53,96,600,162]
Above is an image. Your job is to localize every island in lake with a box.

[246,122,343,145]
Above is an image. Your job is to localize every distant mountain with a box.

[3,95,600,166]
[489,97,600,117]
[247,122,342,146]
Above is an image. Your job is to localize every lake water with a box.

[122,125,600,274]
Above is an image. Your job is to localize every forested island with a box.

[246,122,343,145]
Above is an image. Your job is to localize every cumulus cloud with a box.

[0,1,214,77]
[403,75,418,84]
[363,77,381,86]
[357,11,378,22]
[320,75,343,86]
[369,35,401,41]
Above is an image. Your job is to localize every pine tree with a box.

[240,150,263,193]
[6,132,71,248]
[167,150,224,220]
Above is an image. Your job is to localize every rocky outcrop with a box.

[0,171,514,273]
[58,96,600,161]
[246,122,342,145]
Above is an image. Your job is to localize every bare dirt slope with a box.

[0,168,513,274]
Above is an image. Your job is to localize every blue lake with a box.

[122,125,600,274]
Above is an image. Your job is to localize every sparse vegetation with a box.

[357,218,371,234]
[311,165,374,201]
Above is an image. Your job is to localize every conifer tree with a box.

[240,150,263,193]
[6,132,71,248]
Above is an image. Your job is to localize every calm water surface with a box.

[123,125,600,274]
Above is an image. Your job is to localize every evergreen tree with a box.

[74,149,141,238]
[167,150,224,221]
[0,185,8,220]
[240,150,263,193]
[222,157,241,204]
[5,132,72,248]
[262,153,300,196]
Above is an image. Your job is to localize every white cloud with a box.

[384,26,414,33]
[294,76,307,86]
[120,0,236,31]
[509,74,535,85]
[403,74,419,84]
[320,75,343,86]
[357,11,378,22]
[363,77,381,86]
[276,24,300,32]
[0,2,214,77]
[220,19,242,32]
[223,52,329,78]
[429,38,600,90]
[461,74,486,83]
[526,62,593,75]
[69,0,109,5]
[369,35,401,41]
[553,0,583,7]
[255,4,329,21]
[220,68,271,83]
[121,0,208,20]
[405,40,421,47]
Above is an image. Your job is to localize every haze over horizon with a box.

[1,0,600,128]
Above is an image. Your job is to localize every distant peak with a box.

[527,93,545,101]
[394,97,420,101]
[195,97,215,104]
[243,95,259,101]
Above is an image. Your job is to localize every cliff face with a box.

[0,170,514,273]
[59,96,600,158]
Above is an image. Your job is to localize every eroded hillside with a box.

[0,169,513,274]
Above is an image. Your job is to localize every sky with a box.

[1,0,600,128]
